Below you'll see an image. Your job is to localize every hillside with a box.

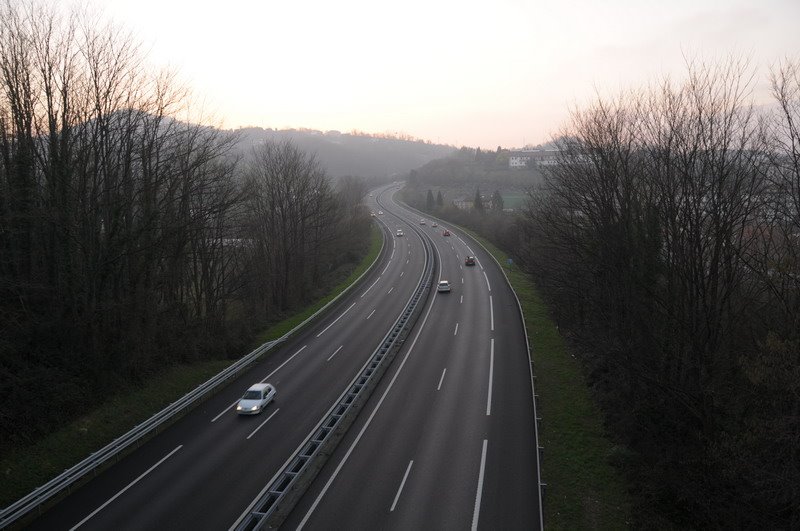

[231,127,456,179]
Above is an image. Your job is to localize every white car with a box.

[378,211,384,215]
[420,219,426,225]
[396,229,404,237]
[432,222,438,227]
[237,383,276,415]
[437,280,451,293]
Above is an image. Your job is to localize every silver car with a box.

[237,383,276,415]
[437,280,451,293]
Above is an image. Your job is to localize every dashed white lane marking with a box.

[246,408,280,440]
[390,460,414,512]
[70,445,183,530]
[454,322,459,336]
[387,286,394,294]
[486,338,494,415]
[316,302,356,337]
[437,368,447,391]
[489,296,494,331]
[471,439,489,531]
[367,309,376,320]
[460,295,463,304]
[400,271,404,277]
[327,345,344,361]
[361,277,381,298]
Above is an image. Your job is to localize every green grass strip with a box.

[0,223,383,509]
[462,228,631,529]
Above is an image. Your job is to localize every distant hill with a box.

[231,127,456,179]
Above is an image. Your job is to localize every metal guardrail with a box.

[233,203,436,531]
[0,225,388,530]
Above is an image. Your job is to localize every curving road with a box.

[24,184,541,530]
[27,187,431,530]
[281,189,542,530]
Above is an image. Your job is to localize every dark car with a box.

[443,230,450,237]
[465,256,476,266]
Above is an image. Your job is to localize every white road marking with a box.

[400,271,404,277]
[406,259,409,264]
[381,262,391,275]
[316,302,356,337]
[471,439,488,531]
[489,296,494,331]
[460,295,463,304]
[366,309,376,320]
[361,277,381,298]
[460,264,463,270]
[390,248,395,259]
[461,277,464,284]
[483,271,491,291]
[437,368,447,391]
[70,445,183,530]
[487,339,494,416]
[327,345,344,361]
[296,273,439,530]
[454,322,459,336]
[212,346,305,422]
[388,286,394,294]
[390,460,414,512]
[476,257,484,270]
[246,408,280,440]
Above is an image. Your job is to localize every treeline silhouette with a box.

[406,58,800,527]
[0,3,370,453]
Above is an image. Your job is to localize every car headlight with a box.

[236,405,242,410]
[251,405,259,411]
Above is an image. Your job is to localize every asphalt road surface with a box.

[25,185,541,530]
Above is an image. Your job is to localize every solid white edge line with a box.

[487,339,494,416]
[246,408,280,440]
[327,345,344,362]
[437,368,447,391]
[390,460,414,512]
[381,262,391,276]
[211,346,305,422]
[316,302,356,338]
[471,439,488,531]
[454,322,459,336]
[366,309,376,320]
[489,295,494,331]
[295,253,440,530]
[70,445,183,530]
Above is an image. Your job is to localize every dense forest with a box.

[405,58,800,527]
[0,3,373,455]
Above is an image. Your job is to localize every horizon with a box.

[87,0,800,150]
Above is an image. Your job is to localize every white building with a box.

[509,149,560,168]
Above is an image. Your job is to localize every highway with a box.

[281,189,542,530]
[24,185,541,530]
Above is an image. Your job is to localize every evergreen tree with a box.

[436,190,444,207]
[426,189,435,210]
[474,187,484,212]
[491,190,504,211]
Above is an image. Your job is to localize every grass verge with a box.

[0,223,383,509]
[463,228,631,529]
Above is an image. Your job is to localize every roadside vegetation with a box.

[0,1,378,504]
[465,229,631,529]
[0,223,383,507]
[402,56,800,528]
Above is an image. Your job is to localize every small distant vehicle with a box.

[443,230,451,237]
[378,211,384,215]
[465,256,476,266]
[432,222,438,227]
[420,219,426,225]
[437,280,451,293]
[237,383,276,415]
[369,193,374,197]
[396,229,404,237]
[370,212,375,217]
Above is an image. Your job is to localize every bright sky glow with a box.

[91,0,800,149]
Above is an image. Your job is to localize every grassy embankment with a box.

[0,224,383,508]
[464,229,631,529]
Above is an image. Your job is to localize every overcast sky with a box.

[92,0,800,149]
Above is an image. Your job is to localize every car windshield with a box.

[243,390,261,399]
